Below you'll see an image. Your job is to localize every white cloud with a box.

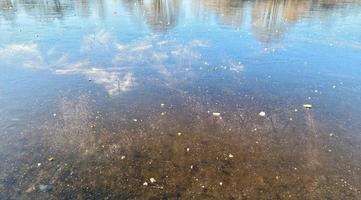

[55,61,134,95]
[229,62,244,73]
[189,39,209,47]
[1,31,243,96]
[0,43,46,69]
[81,30,114,52]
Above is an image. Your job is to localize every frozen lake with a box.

[1,0,361,199]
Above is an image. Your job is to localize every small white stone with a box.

[177,132,182,136]
[53,113,57,117]
[259,111,266,117]
[186,148,190,152]
[143,182,148,186]
[150,177,156,183]
[219,182,223,186]
[229,154,234,158]
[190,165,193,169]
[132,119,138,122]
[212,112,221,116]
[37,163,41,167]
[121,156,126,160]
[160,103,165,107]
[303,104,313,109]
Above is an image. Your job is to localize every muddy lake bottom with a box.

[1,91,361,199]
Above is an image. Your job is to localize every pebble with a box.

[143,182,148,186]
[177,132,182,136]
[121,156,126,160]
[48,157,55,162]
[219,182,223,186]
[25,186,35,193]
[258,111,266,117]
[229,154,234,158]
[150,177,156,183]
[39,184,51,192]
[186,148,190,152]
[212,112,221,116]
[303,104,313,109]
[37,163,42,167]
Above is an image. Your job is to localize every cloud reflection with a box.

[81,30,114,52]
[0,30,213,96]
[0,43,45,69]
[0,26,247,97]
[55,62,134,95]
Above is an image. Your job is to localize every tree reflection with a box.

[0,0,359,40]
[0,0,16,21]
[250,0,358,43]
[122,0,181,32]
[192,0,245,28]
[251,0,291,43]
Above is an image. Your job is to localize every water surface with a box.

[1,0,361,199]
